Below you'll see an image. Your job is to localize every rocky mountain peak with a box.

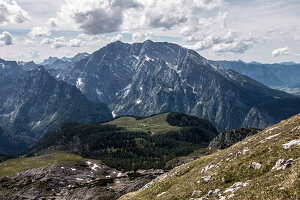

[44,41,300,131]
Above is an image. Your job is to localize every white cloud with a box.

[47,17,58,27]
[78,33,105,46]
[272,47,290,57]
[110,34,123,43]
[186,30,256,54]
[54,0,143,35]
[0,31,13,46]
[41,36,87,48]
[51,36,66,48]
[52,0,224,35]
[40,38,52,45]
[212,38,255,54]
[132,32,142,42]
[40,36,67,48]
[180,26,199,36]
[24,38,33,45]
[0,0,30,25]
[142,1,187,30]
[28,27,51,38]
[69,38,84,47]
[192,0,223,10]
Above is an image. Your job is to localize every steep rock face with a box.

[0,59,24,96]
[208,128,261,149]
[71,52,90,63]
[59,40,299,130]
[63,42,137,103]
[0,66,112,153]
[17,61,37,71]
[44,59,72,79]
[242,98,300,129]
[40,56,60,66]
[0,127,31,153]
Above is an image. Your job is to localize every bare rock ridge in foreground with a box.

[120,113,300,200]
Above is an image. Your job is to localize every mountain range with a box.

[212,60,300,88]
[0,60,112,153]
[1,40,300,153]
[47,40,300,131]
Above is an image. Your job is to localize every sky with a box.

[0,0,299,63]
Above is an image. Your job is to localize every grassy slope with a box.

[104,113,181,135]
[119,114,300,200]
[0,152,100,178]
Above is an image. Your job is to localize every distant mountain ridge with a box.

[212,60,300,87]
[40,52,90,66]
[47,40,300,131]
[0,60,112,153]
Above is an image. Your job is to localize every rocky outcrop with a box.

[0,160,164,200]
[208,128,260,149]
[242,98,300,129]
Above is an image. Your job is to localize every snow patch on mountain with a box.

[96,89,103,98]
[136,99,142,105]
[76,78,84,90]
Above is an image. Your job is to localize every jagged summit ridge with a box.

[54,40,300,130]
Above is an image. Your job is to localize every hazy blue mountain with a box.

[58,40,300,131]
[71,52,90,63]
[0,62,112,153]
[44,59,72,79]
[17,61,37,71]
[279,62,297,65]
[44,59,72,71]
[40,56,59,66]
[212,60,300,87]
[41,53,91,79]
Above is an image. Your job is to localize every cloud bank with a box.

[29,27,51,38]
[0,0,30,25]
